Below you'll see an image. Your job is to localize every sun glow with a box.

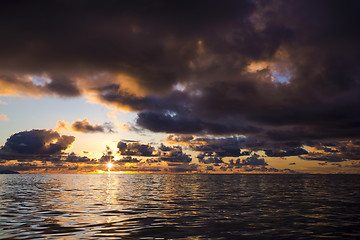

[107,162,113,172]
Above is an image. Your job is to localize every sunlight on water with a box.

[0,174,359,239]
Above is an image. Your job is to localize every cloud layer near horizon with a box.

[1,0,360,169]
[0,129,293,173]
[56,118,115,133]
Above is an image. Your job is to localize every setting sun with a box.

[107,162,113,172]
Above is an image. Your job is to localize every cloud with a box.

[0,129,78,170]
[1,129,75,155]
[56,118,115,133]
[165,134,194,145]
[114,141,193,165]
[198,156,224,164]
[0,74,47,96]
[265,148,308,157]
[61,152,94,163]
[165,163,198,173]
[44,74,81,97]
[300,141,360,162]
[209,154,296,173]
[117,141,156,156]
[331,163,342,167]
[159,144,192,163]
[229,154,268,167]
[117,156,140,163]
[136,111,204,134]
[191,137,253,157]
[348,161,360,168]
[0,0,359,156]
[0,114,8,121]
[0,0,254,93]
[210,153,293,173]
[0,151,100,173]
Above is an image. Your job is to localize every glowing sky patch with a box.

[271,72,291,84]
[31,75,51,87]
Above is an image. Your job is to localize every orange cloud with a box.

[0,75,46,97]
[55,118,114,133]
[0,114,8,121]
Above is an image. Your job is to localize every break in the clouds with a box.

[56,118,115,133]
[0,0,360,172]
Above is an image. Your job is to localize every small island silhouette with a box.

[0,170,20,174]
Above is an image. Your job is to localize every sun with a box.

[107,162,113,172]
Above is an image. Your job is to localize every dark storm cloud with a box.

[159,145,192,163]
[117,156,140,163]
[166,135,271,158]
[132,0,360,142]
[215,154,294,173]
[228,154,268,167]
[265,148,308,157]
[165,134,309,161]
[0,152,61,162]
[198,156,223,165]
[300,141,360,162]
[97,86,191,112]
[0,129,75,155]
[98,86,260,135]
[0,0,360,148]
[0,130,88,170]
[63,152,93,163]
[0,163,59,173]
[115,141,192,164]
[189,137,253,157]
[117,141,156,156]
[0,0,254,94]
[45,75,80,97]
[136,111,260,135]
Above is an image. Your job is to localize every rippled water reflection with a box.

[0,174,359,239]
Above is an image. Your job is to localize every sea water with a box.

[0,174,359,239]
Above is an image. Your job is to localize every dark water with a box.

[0,174,360,239]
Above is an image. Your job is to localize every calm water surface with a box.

[0,174,359,239]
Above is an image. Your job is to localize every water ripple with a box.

[0,174,359,239]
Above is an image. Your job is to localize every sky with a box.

[1,0,360,174]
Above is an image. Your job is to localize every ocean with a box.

[0,174,359,239]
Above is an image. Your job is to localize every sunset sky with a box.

[1,0,359,173]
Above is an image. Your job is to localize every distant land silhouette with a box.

[0,170,20,174]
